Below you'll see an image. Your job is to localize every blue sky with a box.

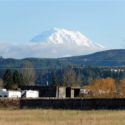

[0,0,125,58]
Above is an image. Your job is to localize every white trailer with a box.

[0,89,21,98]
[8,91,21,98]
[22,90,39,98]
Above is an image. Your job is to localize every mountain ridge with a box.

[0,49,125,68]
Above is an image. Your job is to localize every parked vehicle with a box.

[0,89,8,97]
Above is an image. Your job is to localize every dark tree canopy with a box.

[3,69,13,89]
[13,70,24,86]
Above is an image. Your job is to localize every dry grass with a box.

[0,109,125,125]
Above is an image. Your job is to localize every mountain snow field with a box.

[0,28,104,58]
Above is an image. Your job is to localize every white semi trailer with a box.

[21,90,39,98]
[8,91,21,98]
[0,89,21,98]
[0,89,39,98]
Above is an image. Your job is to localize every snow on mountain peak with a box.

[31,28,104,49]
[48,28,90,46]
[29,28,105,58]
[0,28,105,58]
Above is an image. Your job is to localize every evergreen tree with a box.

[51,70,59,86]
[3,69,13,89]
[13,70,24,86]
[0,79,3,88]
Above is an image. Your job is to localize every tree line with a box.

[0,61,125,97]
[0,64,82,89]
[0,61,35,89]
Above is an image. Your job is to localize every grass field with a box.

[0,109,125,125]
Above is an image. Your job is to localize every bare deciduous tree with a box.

[21,61,35,85]
[63,65,80,87]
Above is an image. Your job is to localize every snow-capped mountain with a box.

[0,28,105,58]
[31,28,104,50]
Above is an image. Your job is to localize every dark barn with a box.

[20,86,57,97]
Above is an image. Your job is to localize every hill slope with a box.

[0,49,125,70]
[61,49,125,66]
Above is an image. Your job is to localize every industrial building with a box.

[20,86,82,99]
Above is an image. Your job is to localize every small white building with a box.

[22,90,39,98]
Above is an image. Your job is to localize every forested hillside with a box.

[0,49,125,86]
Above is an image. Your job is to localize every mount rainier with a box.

[31,28,104,48]
[0,28,104,58]
[31,28,104,57]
